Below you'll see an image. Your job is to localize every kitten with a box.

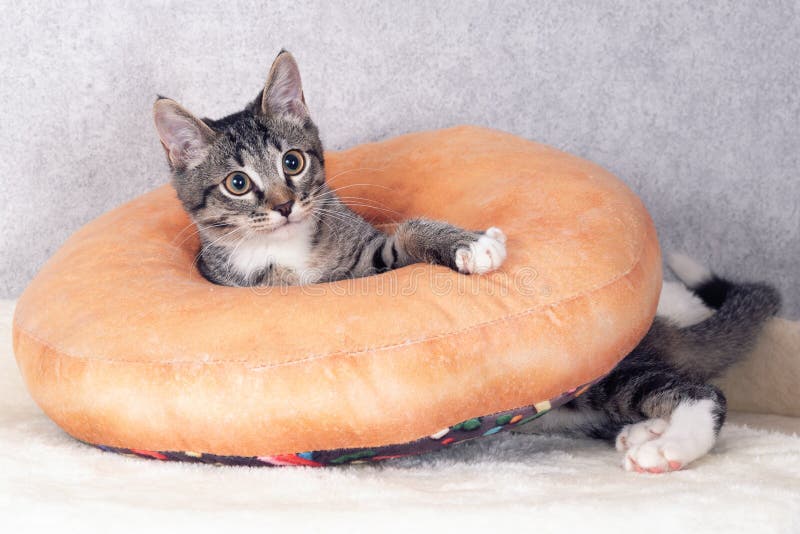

[154,51,780,473]
[153,51,506,286]
[525,253,780,473]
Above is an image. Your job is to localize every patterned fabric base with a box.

[89,380,597,466]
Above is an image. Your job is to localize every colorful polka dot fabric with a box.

[90,381,596,466]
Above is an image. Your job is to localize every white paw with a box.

[455,227,507,274]
[615,418,669,452]
[485,226,507,244]
[621,400,718,474]
[623,436,696,474]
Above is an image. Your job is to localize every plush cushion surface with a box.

[12,126,661,461]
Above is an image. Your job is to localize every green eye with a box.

[223,172,252,196]
[282,150,305,176]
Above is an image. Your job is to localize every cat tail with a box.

[663,253,781,382]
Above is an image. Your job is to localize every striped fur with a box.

[153,51,505,287]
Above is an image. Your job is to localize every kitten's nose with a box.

[272,199,294,218]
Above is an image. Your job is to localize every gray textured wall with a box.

[1,1,798,316]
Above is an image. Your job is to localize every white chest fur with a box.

[227,219,314,279]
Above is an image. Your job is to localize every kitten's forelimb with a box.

[387,218,507,274]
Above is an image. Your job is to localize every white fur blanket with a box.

[1,299,798,533]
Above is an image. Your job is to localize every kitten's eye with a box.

[282,150,305,176]
[223,172,252,196]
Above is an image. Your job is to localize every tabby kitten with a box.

[154,51,780,473]
[153,51,506,287]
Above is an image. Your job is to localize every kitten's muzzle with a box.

[273,199,294,218]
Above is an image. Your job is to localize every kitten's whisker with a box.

[312,212,363,240]
[311,184,392,206]
[171,221,212,251]
[170,223,237,265]
[331,197,404,218]
[336,205,402,221]
[316,216,341,237]
[326,183,393,193]
[226,231,251,270]
[173,220,226,240]
[324,167,390,187]
[309,189,402,216]
[311,208,369,231]
[172,223,233,251]
[325,194,392,204]
[190,227,244,275]
[172,221,201,242]
[318,197,403,220]
[311,207,363,225]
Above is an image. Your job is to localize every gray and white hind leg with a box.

[619,385,726,473]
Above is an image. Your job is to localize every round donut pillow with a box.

[12,126,661,466]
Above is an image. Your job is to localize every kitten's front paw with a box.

[455,227,507,274]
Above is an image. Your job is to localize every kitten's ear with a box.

[259,50,309,119]
[153,98,216,169]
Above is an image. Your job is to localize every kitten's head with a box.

[153,51,326,244]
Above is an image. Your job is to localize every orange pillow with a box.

[12,126,660,466]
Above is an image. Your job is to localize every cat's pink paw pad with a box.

[623,439,689,474]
